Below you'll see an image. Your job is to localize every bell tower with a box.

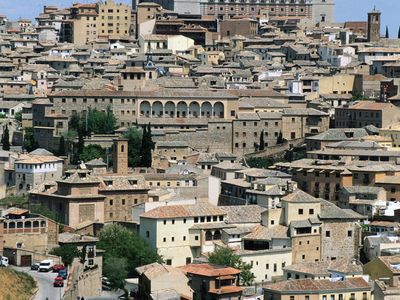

[368,7,381,42]
[113,139,129,175]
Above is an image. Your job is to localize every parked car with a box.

[52,264,65,272]
[31,262,40,270]
[53,276,64,287]
[102,276,111,291]
[38,259,54,272]
[0,256,9,267]
[58,269,68,279]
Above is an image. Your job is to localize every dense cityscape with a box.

[0,0,399,299]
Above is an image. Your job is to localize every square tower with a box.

[113,139,129,175]
[368,8,381,42]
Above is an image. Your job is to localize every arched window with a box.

[213,230,221,240]
[205,230,213,241]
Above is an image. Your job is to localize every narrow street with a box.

[12,266,65,300]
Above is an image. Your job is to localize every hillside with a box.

[0,268,36,300]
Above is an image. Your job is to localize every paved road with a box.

[12,266,65,300]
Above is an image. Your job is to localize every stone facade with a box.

[320,219,361,261]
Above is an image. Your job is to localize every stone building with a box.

[263,277,372,300]
[319,200,364,261]
[200,0,335,24]
[335,101,400,129]
[2,208,59,257]
[14,149,64,196]
[28,139,150,227]
[220,18,258,38]
[97,0,131,40]
[281,108,330,141]
[68,3,98,45]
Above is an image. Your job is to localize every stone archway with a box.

[177,101,188,118]
[213,102,224,118]
[152,101,163,117]
[201,102,212,118]
[165,101,175,117]
[140,101,151,117]
[189,102,200,117]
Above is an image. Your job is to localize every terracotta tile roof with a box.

[209,286,243,294]
[348,101,396,111]
[264,277,371,293]
[243,224,288,241]
[180,263,240,277]
[141,203,225,219]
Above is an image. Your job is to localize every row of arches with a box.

[4,220,47,231]
[140,101,225,118]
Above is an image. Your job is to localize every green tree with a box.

[69,112,83,133]
[87,106,117,134]
[50,244,80,267]
[259,130,265,151]
[58,136,66,156]
[385,26,389,38]
[81,144,105,162]
[97,224,162,278]
[23,128,39,152]
[103,256,129,295]
[123,127,143,167]
[14,111,22,122]
[208,247,255,286]
[139,124,154,167]
[30,203,61,223]
[398,26,400,39]
[0,195,28,208]
[74,129,85,163]
[277,131,284,144]
[1,125,10,150]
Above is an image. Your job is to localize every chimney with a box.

[113,139,129,175]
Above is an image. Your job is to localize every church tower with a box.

[113,139,129,175]
[368,7,381,42]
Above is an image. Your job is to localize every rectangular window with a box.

[146,231,149,238]
[326,231,330,237]
[309,209,314,215]
[348,230,352,237]
[194,217,198,223]
[298,209,303,215]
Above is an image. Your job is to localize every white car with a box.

[38,259,54,272]
[0,256,9,267]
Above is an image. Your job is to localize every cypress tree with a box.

[139,125,148,167]
[139,124,154,167]
[58,136,66,156]
[277,131,283,144]
[2,125,10,151]
[398,26,400,39]
[385,26,389,38]
[259,130,265,151]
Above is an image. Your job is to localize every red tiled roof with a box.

[180,264,240,277]
[349,101,394,111]
[209,286,243,295]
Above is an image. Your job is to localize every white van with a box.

[0,256,8,267]
[38,259,54,272]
